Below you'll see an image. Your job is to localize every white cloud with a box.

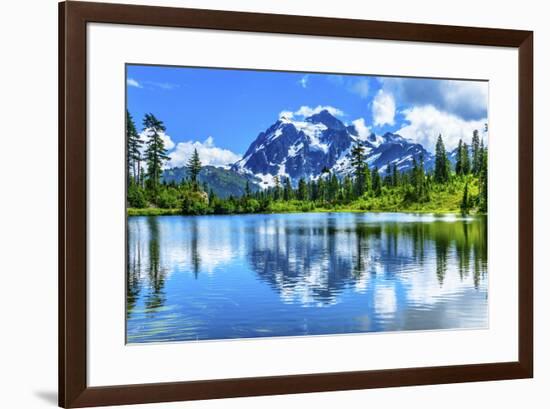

[279,110,294,120]
[168,136,241,168]
[396,105,487,152]
[299,75,309,88]
[441,81,488,120]
[351,118,371,140]
[379,77,487,120]
[294,105,344,118]
[128,78,179,90]
[126,78,142,88]
[143,81,180,90]
[350,78,370,98]
[372,90,396,127]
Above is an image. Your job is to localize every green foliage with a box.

[434,134,451,183]
[187,148,202,188]
[181,190,209,215]
[127,183,147,208]
[157,187,179,209]
[283,177,293,201]
[455,139,463,175]
[351,141,368,196]
[371,166,382,197]
[461,143,471,175]
[297,178,308,201]
[471,129,482,175]
[461,183,470,214]
[478,145,489,212]
[143,113,170,199]
[127,110,142,185]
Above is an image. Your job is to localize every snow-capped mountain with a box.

[233,109,432,187]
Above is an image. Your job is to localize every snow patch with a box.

[288,142,304,157]
[267,128,283,142]
[366,152,382,165]
[255,173,276,188]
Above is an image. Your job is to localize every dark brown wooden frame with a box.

[59,1,533,407]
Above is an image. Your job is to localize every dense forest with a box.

[126,111,488,216]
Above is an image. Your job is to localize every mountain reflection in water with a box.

[127,212,487,343]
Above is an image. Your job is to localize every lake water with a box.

[126,212,488,343]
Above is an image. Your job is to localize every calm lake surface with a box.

[126,212,488,343]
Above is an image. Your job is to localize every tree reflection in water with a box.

[246,215,487,306]
[126,213,488,342]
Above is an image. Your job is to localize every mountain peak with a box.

[381,132,406,143]
[233,108,433,188]
[305,109,345,130]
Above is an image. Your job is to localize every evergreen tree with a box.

[391,164,400,187]
[283,177,293,201]
[273,176,281,200]
[143,113,170,198]
[244,180,251,198]
[328,173,339,201]
[308,180,317,201]
[187,148,202,189]
[455,139,463,175]
[434,134,450,183]
[343,175,353,203]
[126,110,142,185]
[297,178,308,201]
[384,164,392,186]
[471,129,481,174]
[371,167,382,196]
[317,177,327,202]
[479,146,488,212]
[363,164,371,194]
[351,141,366,197]
[460,182,470,215]
[412,154,428,201]
[461,142,471,175]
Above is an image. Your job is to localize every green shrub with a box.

[181,190,209,215]
[127,184,147,208]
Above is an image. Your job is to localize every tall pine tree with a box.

[343,175,353,203]
[461,142,471,175]
[392,164,400,187]
[126,110,142,185]
[434,134,450,183]
[479,145,488,212]
[273,176,281,200]
[455,139,464,175]
[187,148,202,190]
[471,129,481,174]
[283,177,293,201]
[328,173,339,201]
[297,178,308,200]
[351,141,366,197]
[143,113,170,198]
[371,167,382,197]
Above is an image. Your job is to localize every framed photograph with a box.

[59,1,533,407]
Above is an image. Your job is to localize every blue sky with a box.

[127,64,488,167]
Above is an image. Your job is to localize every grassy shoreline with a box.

[127,206,484,217]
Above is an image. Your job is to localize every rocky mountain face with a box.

[232,109,433,187]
